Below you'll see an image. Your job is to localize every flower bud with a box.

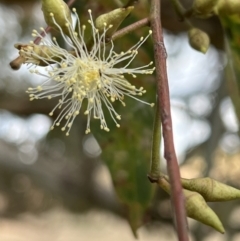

[214,0,240,15]
[95,6,134,38]
[188,28,210,54]
[41,0,72,37]
[158,177,225,233]
[184,189,225,233]
[192,0,219,18]
[181,177,240,202]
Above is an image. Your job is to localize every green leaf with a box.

[219,14,240,121]
[93,80,156,236]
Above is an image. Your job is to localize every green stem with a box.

[124,0,139,8]
[169,0,193,28]
[158,175,171,194]
[149,99,161,180]
[170,0,185,20]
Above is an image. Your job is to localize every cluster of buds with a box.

[159,175,240,233]
[214,0,240,15]
[185,0,240,53]
[10,0,155,135]
[186,0,240,18]
[191,0,220,18]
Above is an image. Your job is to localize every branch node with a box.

[147,174,159,183]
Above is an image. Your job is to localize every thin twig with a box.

[169,0,193,27]
[112,18,149,41]
[149,0,189,240]
[124,0,139,8]
[34,26,51,45]
[66,0,76,7]
[170,0,185,21]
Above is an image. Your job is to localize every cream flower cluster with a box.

[22,8,155,135]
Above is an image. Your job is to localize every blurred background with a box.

[0,0,240,240]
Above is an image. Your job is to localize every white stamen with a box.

[23,9,155,135]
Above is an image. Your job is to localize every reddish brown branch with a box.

[34,26,52,45]
[149,0,189,240]
[66,0,76,7]
[112,18,149,41]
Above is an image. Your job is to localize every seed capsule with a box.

[14,43,62,66]
[9,56,25,70]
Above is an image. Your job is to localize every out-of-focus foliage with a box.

[93,79,155,235]
[219,14,240,121]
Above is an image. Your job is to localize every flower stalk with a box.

[149,99,161,180]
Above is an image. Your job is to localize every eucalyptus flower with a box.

[17,8,155,135]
